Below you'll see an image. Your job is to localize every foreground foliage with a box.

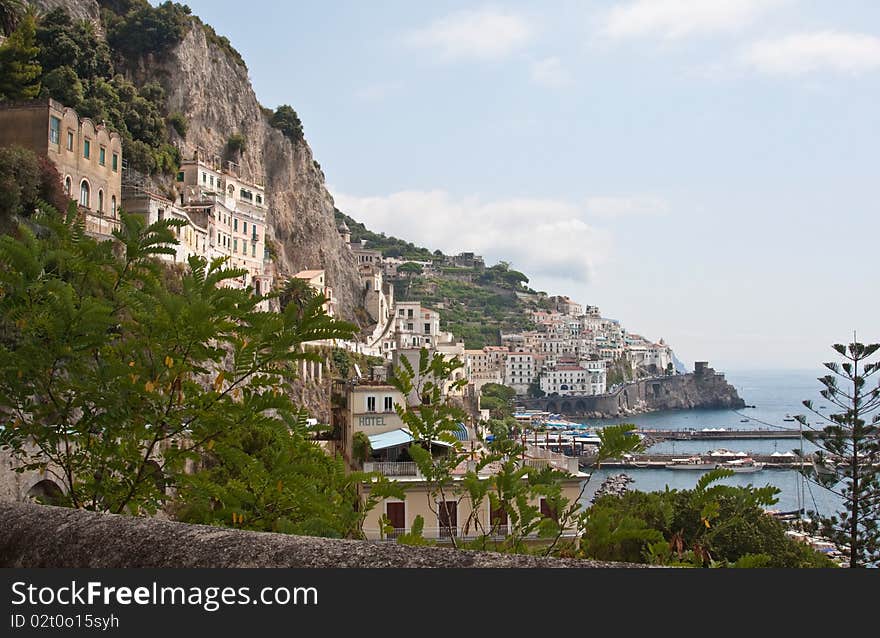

[0,205,358,522]
[579,469,835,567]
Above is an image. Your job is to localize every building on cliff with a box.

[120,150,275,306]
[0,98,123,238]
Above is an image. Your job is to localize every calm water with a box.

[576,369,843,516]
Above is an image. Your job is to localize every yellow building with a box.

[360,449,586,541]
[0,98,123,237]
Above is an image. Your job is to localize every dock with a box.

[637,428,801,441]
[589,452,806,470]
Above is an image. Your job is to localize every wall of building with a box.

[360,477,585,540]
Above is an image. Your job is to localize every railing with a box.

[523,444,579,474]
[363,461,420,477]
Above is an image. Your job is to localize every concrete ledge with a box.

[0,502,644,568]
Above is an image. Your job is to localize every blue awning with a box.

[367,428,455,450]
[368,429,414,451]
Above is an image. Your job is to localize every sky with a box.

[175,0,880,372]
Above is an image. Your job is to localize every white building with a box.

[505,353,536,395]
[540,359,606,396]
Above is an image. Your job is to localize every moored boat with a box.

[717,457,765,473]
[665,456,716,470]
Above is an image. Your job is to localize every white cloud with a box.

[585,196,669,218]
[741,31,880,75]
[404,8,533,61]
[530,57,573,87]
[601,0,787,40]
[332,189,611,284]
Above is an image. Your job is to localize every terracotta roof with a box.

[294,270,324,279]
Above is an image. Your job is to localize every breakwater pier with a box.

[594,452,805,470]
[639,428,801,441]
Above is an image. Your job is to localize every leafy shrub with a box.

[226,132,246,156]
[106,1,191,60]
[270,105,304,143]
[168,111,187,138]
[36,7,112,81]
[40,64,84,108]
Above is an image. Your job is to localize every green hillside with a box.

[335,209,552,348]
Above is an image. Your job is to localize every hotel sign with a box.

[358,415,386,427]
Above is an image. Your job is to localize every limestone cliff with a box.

[26,0,365,324]
[29,0,100,24]
[137,24,364,323]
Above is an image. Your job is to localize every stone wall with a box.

[0,502,644,568]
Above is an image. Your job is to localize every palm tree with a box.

[277,276,318,320]
[0,0,25,37]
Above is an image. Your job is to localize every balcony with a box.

[363,461,421,477]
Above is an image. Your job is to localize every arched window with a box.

[79,180,90,208]
[98,189,104,212]
[64,176,71,195]
[111,195,117,217]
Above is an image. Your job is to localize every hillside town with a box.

[0,97,681,541]
[0,0,861,576]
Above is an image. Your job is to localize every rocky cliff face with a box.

[143,25,364,322]
[30,0,100,24]
[27,0,366,324]
[641,370,746,413]
[523,367,745,418]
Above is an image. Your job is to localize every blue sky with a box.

[177,1,880,371]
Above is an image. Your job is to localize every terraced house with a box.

[0,98,123,237]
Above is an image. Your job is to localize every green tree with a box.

[0,146,66,231]
[168,111,187,137]
[35,8,112,81]
[269,105,303,143]
[351,431,372,465]
[397,262,422,276]
[0,204,359,516]
[527,380,545,398]
[226,132,246,157]
[480,383,516,418]
[579,469,833,567]
[0,11,41,101]
[106,1,191,60]
[278,276,318,320]
[389,348,470,547]
[173,410,400,538]
[41,65,84,108]
[0,145,40,224]
[0,0,24,37]
[796,340,880,568]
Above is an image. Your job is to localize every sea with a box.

[576,369,844,517]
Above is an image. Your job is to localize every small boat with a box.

[740,418,749,423]
[717,457,765,473]
[665,456,716,471]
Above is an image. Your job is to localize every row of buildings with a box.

[0,98,347,316]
